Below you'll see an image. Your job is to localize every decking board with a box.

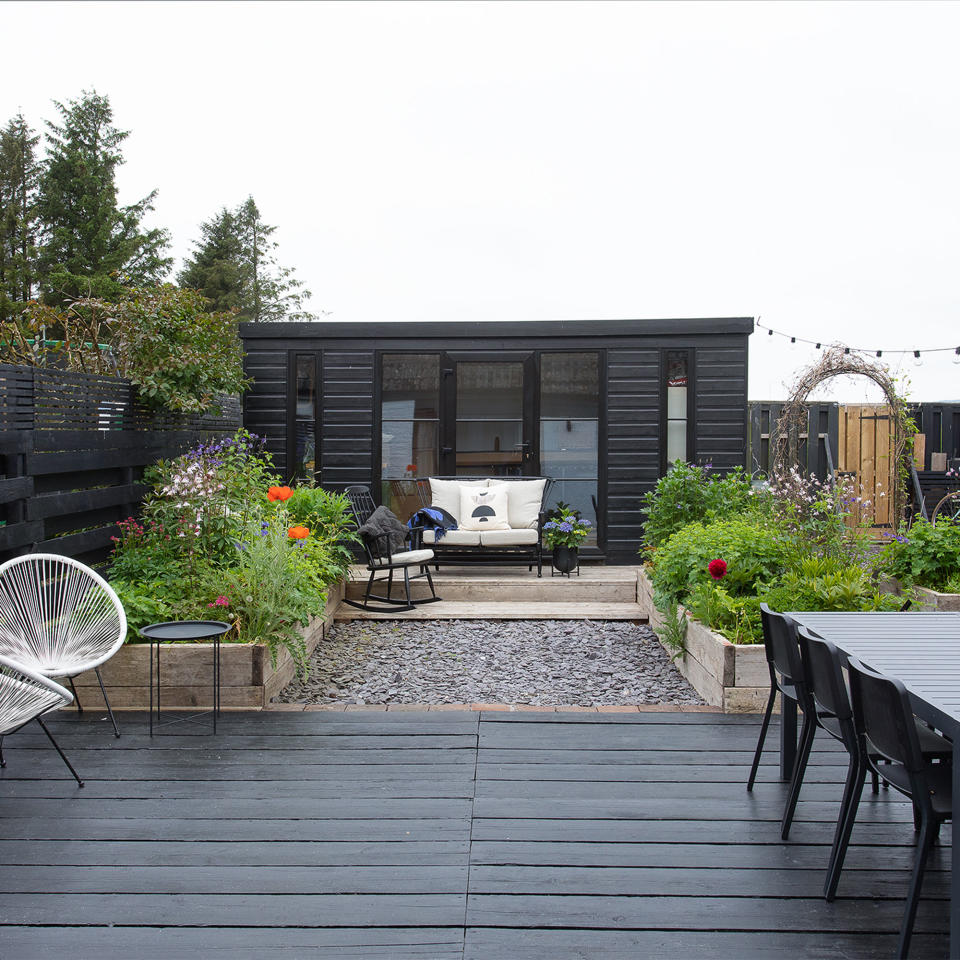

[0,709,949,959]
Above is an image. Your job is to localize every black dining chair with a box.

[794,627,880,899]
[844,657,953,959]
[747,606,806,785]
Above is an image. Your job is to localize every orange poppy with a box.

[268,485,293,502]
[288,525,310,539]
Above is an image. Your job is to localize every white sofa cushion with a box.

[422,529,481,546]
[459,484,510,531]
[478,528,539,547]
[496,478,547,529]
[429,478,488,522]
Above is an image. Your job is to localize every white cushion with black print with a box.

[459,484,510,531]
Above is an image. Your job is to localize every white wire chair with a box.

[0,554,127,738]
[0,653,84,786]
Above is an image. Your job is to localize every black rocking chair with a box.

[343,486,442,612]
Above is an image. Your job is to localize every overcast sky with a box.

[5,0,959,401]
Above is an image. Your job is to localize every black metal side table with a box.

[140,620,230,736]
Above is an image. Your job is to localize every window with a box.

[292,353,317,481]
[665,350,690,467]
[381,354,439,518]
[540,352,600,545]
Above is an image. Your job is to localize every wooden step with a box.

[346,565,641,604]
[334,600,648,621]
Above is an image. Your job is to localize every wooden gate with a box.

[837,404,895,531]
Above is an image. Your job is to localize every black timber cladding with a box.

[239,318,753,563]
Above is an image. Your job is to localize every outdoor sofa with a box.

[413,476,553,576]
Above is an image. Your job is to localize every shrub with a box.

[762,556,903,616]
[641,462,758,549]
[880,518,960,591]
[650,516,790,609]
[108,432,357,675]
[4,286,250,413]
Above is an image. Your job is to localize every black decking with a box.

[0,710,949,959]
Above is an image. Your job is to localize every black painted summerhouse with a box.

[238,318,753,563]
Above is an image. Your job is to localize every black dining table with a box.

[785,610,960,957]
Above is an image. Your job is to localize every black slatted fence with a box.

[748,401,840,479]
[0,364,240,567]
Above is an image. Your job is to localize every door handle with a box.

[441,447,453,454]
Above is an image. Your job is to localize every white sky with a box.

[5,0,960,401]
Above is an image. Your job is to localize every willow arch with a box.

[772,345,911,530]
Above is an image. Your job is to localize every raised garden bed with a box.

[69,582,344,711]
[637,568,769,713]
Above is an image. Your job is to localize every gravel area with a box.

[276,619,704,706]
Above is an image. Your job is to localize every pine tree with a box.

[178,196,317,322]
[36,90,171,305]
[176,207,245,314]
[0,113,41,322]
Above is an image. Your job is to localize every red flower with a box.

[708,558,728,580]
[288,525,310,540]
[268,485,293,502]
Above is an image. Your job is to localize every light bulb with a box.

[913,350,923,367]
[953,348,960,365]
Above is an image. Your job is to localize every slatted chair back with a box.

[344,486,409,566]
[0,554,126,677]
[848,657,924,773]
[759,603,803,683]
[345,486,377,527]
[797,628,852,721]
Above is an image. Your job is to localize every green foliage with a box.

[283,486,359,576]
[650,516,790,609]
[653,597,688,658]
[178,195,317,322]
[35,90,170,304]
[763,555,903,616]
[641,462,759,549]
[881,518,960,591]
[108,433,356,675]
[140,430,278,564]
[109,285,249,412]
[0,113,41,322]
[213,512,322,677]
[2,286,250,413]
[687,582,764,645]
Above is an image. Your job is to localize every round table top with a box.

[139,620,231,642]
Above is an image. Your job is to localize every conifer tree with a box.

[176,207,245,314]
[178,196,316,322]
[0,113,41,322]
[36,90,171,305]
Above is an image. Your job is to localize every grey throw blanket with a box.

[358,505,408,556]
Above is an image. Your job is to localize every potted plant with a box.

[543,507,592,575]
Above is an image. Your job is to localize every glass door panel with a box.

[449,358,534,476]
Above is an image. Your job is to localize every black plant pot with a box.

[551,545,579,576]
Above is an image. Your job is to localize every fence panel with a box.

[0,364,240,567]
[748,401,839,479]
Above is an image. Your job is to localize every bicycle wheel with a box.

[931,491,960,525]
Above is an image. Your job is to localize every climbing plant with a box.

[771,345,914,531]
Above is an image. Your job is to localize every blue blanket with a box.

[408,507,458,541]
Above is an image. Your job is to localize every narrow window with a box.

[293,353,317,481]
[665,351,689,467]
